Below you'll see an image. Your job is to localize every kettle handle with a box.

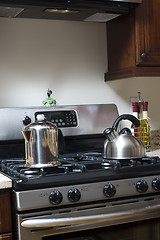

[119,127,132,135]
[112,114,140,131]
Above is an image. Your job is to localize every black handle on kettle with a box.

[112,114,140,131]
[119,127,132,135]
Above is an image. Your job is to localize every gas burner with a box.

[73,152,102,161]
[19,166,66,179]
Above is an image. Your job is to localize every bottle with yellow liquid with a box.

[141,101,151,151]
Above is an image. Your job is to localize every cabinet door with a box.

[136,0,160,66]
[0,190,12,234]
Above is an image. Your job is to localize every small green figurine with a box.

[42,89,56,106]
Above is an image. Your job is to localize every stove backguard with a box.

[0,104,119,160]
[0,104,119,141]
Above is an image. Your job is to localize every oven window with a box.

[42,219,160,240]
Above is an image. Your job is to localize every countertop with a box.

[146,149,160,157]
[0,173,12,189]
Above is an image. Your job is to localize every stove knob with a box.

[23,115,31,126]
[152,178,160,191]
[103,183,116,197]
[49,190,63,205]
[68,188,81,202]
[136,180,148,193]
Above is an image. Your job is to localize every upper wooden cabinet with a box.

[105,0,160,81]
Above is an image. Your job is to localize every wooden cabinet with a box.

[105,0,160,81]
[0,190,12,239]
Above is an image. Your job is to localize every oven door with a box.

[43,220,160,240]
[18,197,160,240]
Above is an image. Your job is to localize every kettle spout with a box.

[22,131,31,142]
[103,127,116,141]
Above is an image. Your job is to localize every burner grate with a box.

[1,154,160,189]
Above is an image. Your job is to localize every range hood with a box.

[0,0,142,22]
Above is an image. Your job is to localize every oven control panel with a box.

[15,175,160,211]
[35,110,78,128]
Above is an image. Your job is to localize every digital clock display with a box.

[35,110,78,128]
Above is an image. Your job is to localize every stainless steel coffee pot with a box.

[103,114,146,160]
[22,114,62,167]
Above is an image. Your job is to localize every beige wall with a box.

[0,18,107,106]
[0,17,159,130]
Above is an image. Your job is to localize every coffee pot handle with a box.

[58,129,65,155]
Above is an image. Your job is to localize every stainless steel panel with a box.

[117,0,141,2]
[15,174,160,211]
[0,104,119,140]
[17,196,160,240]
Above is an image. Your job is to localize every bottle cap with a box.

[132,102,139,112]
[143,101,148,111]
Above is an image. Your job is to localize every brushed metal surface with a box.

[15,174,160,211]
[23,121,59,166]
[0,104,119,141]
[115,0,141,2]
[21,203,160,228]
[17,196,160,240]
[103,134,146,159]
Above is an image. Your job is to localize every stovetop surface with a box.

[0,152,160,191]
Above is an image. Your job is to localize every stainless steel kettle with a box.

[22,114,63,167]
[103,114,146,159]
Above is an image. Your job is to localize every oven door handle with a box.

[21,203,160,228]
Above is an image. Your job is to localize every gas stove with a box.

[0,104,160,202]
[1,152,160,211]
[1,104,160,240]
